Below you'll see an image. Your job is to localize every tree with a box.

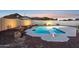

[49,18,58,20]
[68,19,73,21]
[42,17,50,20]
[75,18,79,21]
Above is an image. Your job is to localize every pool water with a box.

[32,26,65,34]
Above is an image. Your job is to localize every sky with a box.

[0,10,79,18]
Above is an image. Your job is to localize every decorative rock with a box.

[14,31,21,39]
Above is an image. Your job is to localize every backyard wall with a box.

[0,18,32,31]
[0,18,18,31]
[20,19,32,26]
[32,20,79,26]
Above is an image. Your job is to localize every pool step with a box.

[41,34,69,42]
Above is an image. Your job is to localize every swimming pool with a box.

[25,26,72,42]
[32,26,65,34]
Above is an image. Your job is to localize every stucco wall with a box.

[0,19,32,31]
[20,19,32,26]
[32,20,79,26]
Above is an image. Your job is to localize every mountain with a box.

[22,16,31,19]
[3,13,23,19]
[30,17,57,20]
[30,17,42,20]
[2,13,79,20]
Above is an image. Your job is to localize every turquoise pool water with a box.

[32,26,65,34]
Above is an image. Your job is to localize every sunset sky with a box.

[0,10,79,18]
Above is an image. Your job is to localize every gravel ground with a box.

[0,28,79,48]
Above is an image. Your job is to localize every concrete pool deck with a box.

[25,26,76,42]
